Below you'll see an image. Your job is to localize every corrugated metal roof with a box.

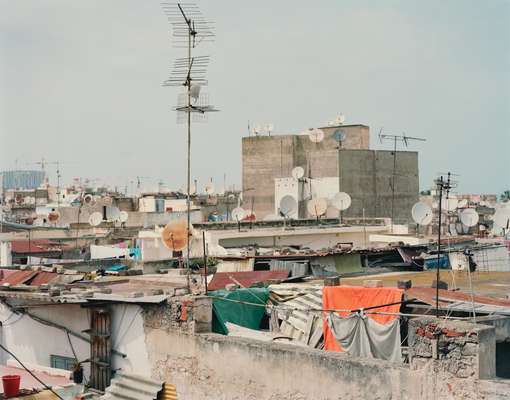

[100,372,163,400]
[0,270,57,286]
[11,240,65,254]
[158,383,178,400]
[407,287,510,315]
[208,270,289,291]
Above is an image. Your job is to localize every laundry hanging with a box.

[327,312,402,363]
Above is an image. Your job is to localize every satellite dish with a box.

[459,208,479,227]
[105,206,121,222]
[205,182,215,195]
[457,199,468,209]
[441,197,458,212]
[291,166,304,180]
[308,128,324,143]
[48,211,60,223]
[15,194,24,205]
[119,211,129,223]
[83,194,95,206]
[333,129,346,143]
[89,212,103,227]
[335,114,346,125]
[331,192,351,211]
[307,198,328,217]
[494,208,510,229]
[103,196,113,206]
[279,195,298,217]
[231,207,246,221]
[190,84,201,103]
[161,219,191,251]
[411,202,433,226]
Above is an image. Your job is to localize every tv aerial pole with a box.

[162,3,217,278]
[378,129,426,230]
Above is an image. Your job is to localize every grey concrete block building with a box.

[242,124,419,223]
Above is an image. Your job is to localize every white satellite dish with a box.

[106,206,121,222]
[307,198,328,217]
[459,208,479,227]
[457,199,468,209]
[441,197,458,212]
[335,114,346,125]
[331,192,351,211]
[83,194,95,206]
[494,208,510,229]
[231,207,246,221]
[308,128,324,143]
[279,195,298,217]
[119,211,129,223]
[291,166,304,180]
[190,84,201,103]
[205,182,215,195]
[89,212,103,227]
[411,202,433,226]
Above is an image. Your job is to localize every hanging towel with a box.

[327,313,402,363]
[322,286,403,351]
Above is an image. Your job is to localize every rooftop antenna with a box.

[162,2,217,282]
[379,128,426,230]
[434,172,454,317]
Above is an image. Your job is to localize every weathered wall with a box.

[142,307,509,400]
[242,128,418,222]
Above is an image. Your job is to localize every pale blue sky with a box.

[1,0,509,194]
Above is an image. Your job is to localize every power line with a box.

[0,343,64,400]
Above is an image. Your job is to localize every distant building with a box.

[1,170,45,191]
[242,124,419,223]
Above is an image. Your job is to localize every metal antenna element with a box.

[434,173,454,317]
[378,128,426,229]
[162,2,218,286]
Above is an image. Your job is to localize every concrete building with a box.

[242,124,419,224]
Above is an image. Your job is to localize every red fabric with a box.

[322,286,403,352]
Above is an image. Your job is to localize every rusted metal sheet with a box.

[100,372,164,400]
[208,270,289,291]
[29,272,58,286]
[158,383,178,400]
[10,240,65,254]
[0,270,38,285]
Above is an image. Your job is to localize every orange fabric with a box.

[322,286,403,352]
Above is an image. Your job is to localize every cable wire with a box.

[0,343,64,400]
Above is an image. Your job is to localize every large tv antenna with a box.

[378,128,426,229]
[162,2,217,279]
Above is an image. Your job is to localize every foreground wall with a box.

[142,307,510,400]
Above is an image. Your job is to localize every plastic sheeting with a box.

[327,313,401,362]
[209,288,269,335]
[322,286,403,352]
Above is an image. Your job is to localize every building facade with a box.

[242,124,419,223]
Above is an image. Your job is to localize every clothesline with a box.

[203,295,473,320]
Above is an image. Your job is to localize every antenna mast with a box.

[379,129,426,230]
[162,2,217,282]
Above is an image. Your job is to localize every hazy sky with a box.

[1,0,509,195]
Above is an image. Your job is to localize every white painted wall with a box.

[0,241,12,267]
[0,303,151,379]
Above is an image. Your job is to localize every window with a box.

[50,355,75,371]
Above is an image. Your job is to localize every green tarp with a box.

[208,288,269,335]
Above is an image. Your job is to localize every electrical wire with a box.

[0,343,64,400]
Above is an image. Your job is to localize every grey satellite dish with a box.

[291,166,305,180]
[331,192,351,211]
[459,208,479,227]
[494,208,510,229]
[279,195,298,217]
[308,128,324,143]
[106,206,121,222]
[333,129,347,143]
[89,212,103,227]
[231,207,246,221]
[411,202,433,226]
[119,211,129,223]
[457,199,468,209]
[307,198,328,217]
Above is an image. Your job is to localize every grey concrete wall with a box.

[243,126,419,222]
